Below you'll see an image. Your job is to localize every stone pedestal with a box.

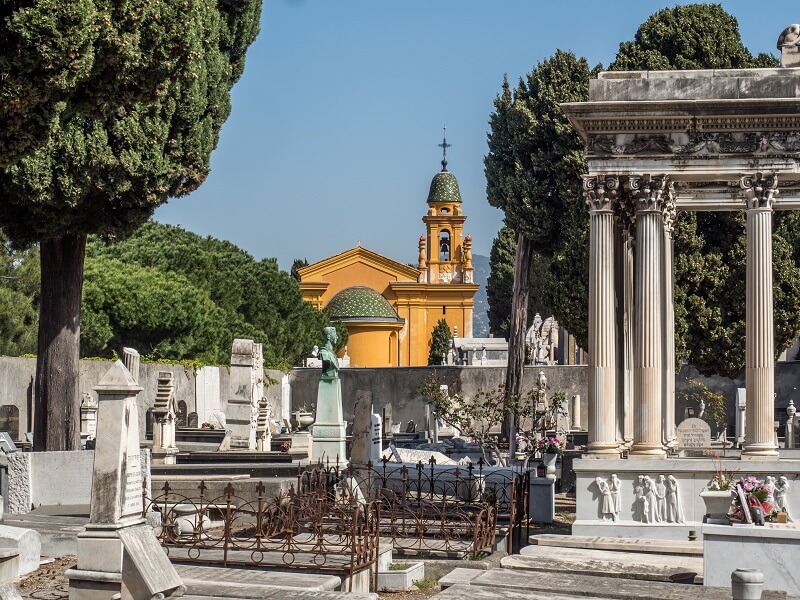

[312,378,347,466]
[227,339,263,450]
[67,361,185,600]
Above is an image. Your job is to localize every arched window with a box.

[439,230,451,261]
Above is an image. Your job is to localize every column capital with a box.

[625,175,672,214]
[740,173,778,210]
[583,175,619,213]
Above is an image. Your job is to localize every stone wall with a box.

[289,365,589,429]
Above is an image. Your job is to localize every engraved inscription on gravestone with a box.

[121,398,144,520]
[676,417,712,450]
[0,405,19,440]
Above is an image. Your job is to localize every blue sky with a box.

[154,1,798,270]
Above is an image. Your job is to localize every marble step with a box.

[506,545,702,583]
[529,534,703,556]
[175,564,342,592]
[433,570,789,600]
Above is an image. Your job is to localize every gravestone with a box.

[187,412,199,429]
[405,420,416,434]
[122,347,140,384]
[676,418,711,451]
[370,413,382,464]
[0,432,17,454]
[194,366,221,426]
[350,391,372,469]
[177,400,187,427]
[0,407,19,441]
[382,404,393,438]
[67,361,185,600]
[227,339,263,450]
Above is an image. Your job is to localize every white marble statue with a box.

[666,475,684,524]
[776,476,791,518]
[765,476,777,505]
[644,475,660,523]
[595,477,615,521]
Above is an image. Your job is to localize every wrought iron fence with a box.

[144,458,531,585]
[143,479,380,591]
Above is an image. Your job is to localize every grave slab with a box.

[0,525,40,575]
[529,533,703,555]
[505,545,702,582]
[447,569,789,600]
[175,564,341,591]
[438,567,485,589]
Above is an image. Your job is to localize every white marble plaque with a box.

[676,418,711,450]
[370,413,382,463]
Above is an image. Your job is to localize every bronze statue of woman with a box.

[319,326,339,379]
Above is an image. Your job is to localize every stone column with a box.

[662,196,677,449]
[583,175,619,457]
[741,174,779,458]
[629,175,667,458]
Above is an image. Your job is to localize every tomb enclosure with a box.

[561,43,800,540]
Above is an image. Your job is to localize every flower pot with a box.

[542,453,558,480]
[731,568,764,600]
[291,411,315,431]
[700,489,734,524]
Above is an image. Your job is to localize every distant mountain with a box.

[472,254,490,337]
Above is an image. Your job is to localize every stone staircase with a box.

[432,534,794,600]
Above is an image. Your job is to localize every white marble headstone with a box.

[676,418,711,450]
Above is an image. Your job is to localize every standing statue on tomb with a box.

[595,477,615,521]
[765,476,777,506]
[319,327,340,379]
[666,475,684,524]
[775,476,791,518]
[610,474,622,520]
[656,475,668,522]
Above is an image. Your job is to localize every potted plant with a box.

[700,452,737,523]
[537,436,564,480]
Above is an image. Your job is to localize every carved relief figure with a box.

[634,475,649,523]
[644,475,660,523]
[656,475,668,522]
[666,475,684,524]
[610,474,622,521]
[595,477,615,521]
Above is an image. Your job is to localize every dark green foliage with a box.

[428,318,451,366]
[610,4,778,71]
[485,51,591,348]
[0,0,194,166]
[0,231,39,356]
[487,226,554,339]
[88,221,330,369]
[81,257,228,363]
[0,0,263,245]
[291,259,309,281]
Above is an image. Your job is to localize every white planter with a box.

[377,561,425,592]
[700,489,734,524]
[542,453,559,480]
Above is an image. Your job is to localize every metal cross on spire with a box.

[438,127,451,172]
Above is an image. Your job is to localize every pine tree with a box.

[428,319,451,366]
[0,0,263,451]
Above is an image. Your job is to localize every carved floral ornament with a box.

[740,173,779,210]
[583,175,619,212]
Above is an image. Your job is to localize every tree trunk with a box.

[504,233,533,456]
[34,233,86,451]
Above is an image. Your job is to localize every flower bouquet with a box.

[731,476,778,523]
[536,436,565,456]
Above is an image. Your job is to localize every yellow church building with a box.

[298,159,480,367]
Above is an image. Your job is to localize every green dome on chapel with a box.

[325,286,403,322]
[426,170,462,204]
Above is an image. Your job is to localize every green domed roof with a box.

[427,170,462,204]
[325,286,402,322]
